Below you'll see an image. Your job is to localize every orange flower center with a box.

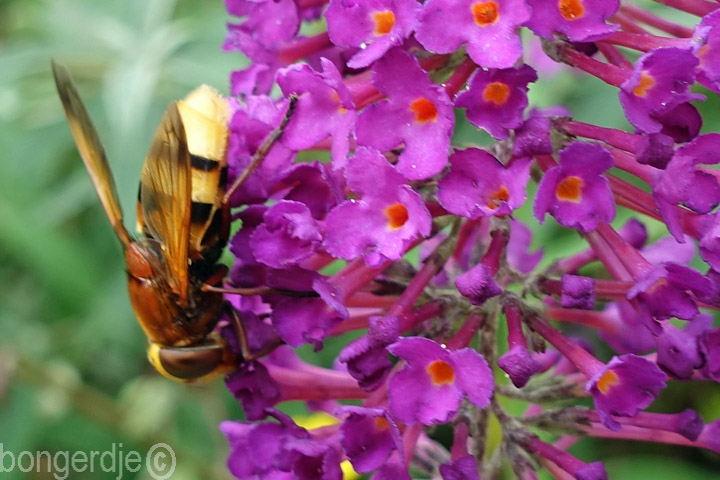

[596,369,620,394]
[472,1,499,26]
[384,203,409,230]
[558,0,585,20]
[374,417,390,430]
[373,10,396,35]
[427,360,455,385]
[487,185,510,209]
[330,90,348,114]
[409,97,439,123]
[555,176,583,202]
[483,82,510,106]
[632,72,655,98]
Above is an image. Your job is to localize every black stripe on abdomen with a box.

[190,154,220,172]
[191,201,213,224]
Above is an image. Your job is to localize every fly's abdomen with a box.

[178,85,230,260]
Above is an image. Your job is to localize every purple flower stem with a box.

[483,229,509,275]
[525,437,605,479]
[402,423,424,468]
[445,312,484,350]
[597,43,634,69]
[444,57,478,98]
[346,292,399,309]
[580,422,719,455]
[654,0,718,17]
[558,120,640,155]
[528,315,604,379]
[618,3,693,37]
[505,304,528,350]
[594,222,651,279]
[268,363,369,401]
[558,46,630,88]
[609,12,650,35]
[584,229,634,281]
[298,0,328,8]
[606,174,669,225]
[450,421,470,460]
[278,31,333,64]
[545,306,619,334]
[585,409,703,440]
[600,31,691,52]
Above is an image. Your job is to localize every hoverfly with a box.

[52,60,295,382]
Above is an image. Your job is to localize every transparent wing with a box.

[139,103,191,304]
[51,60,131,247]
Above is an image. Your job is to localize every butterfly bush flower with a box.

[415,0,530,68]
[325,0,420,69]
[455,64,538,139]
[211,1,720,478]
[534,141,615,232]
[355,48,454,179]
[324,146,432,266]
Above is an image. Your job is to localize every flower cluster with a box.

[218,0,720,478]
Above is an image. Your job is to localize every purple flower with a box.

[221,419,292,479]
[636,133,674,168]
[225,362,281,420]
[387,337,493,425]
[534,141,615,232]
[656,313,711,380]
[695,10,720,92]
[525,0,619,42]
[415,0,531,68]
[226,0,300,46]
[267,269,349,348]
[455,64,537,139]
[277,59,356,169]
[326,0,420,68]
[700,326,720,381]
[371,459,411,480]
[513,113,554,157]
[250,200,323,268]
[597,302,655,354]
[276,161,344,219]
[280,436,344,480]
[654,133,720,241]
[323,147,432,267]
[355,48,454,180]
[586,354,667,431]
[338,407,403,473]
[438,149,530,219]
[507,219,543,274]
[619,48,703,134]
[455,263,502,305]
[338,315,399,391]
[439,455,481,480]
[561,274,595,310]
[627,263,711,323]
[230,205,269,287]
[497,345,542,388]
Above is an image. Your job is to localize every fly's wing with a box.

[139,103,192,305]
[51,60,131,248]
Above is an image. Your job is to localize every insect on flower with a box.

[51,60,296,382]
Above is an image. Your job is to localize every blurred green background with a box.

[0,0,719,479]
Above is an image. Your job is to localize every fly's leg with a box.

[222,94,299,205]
